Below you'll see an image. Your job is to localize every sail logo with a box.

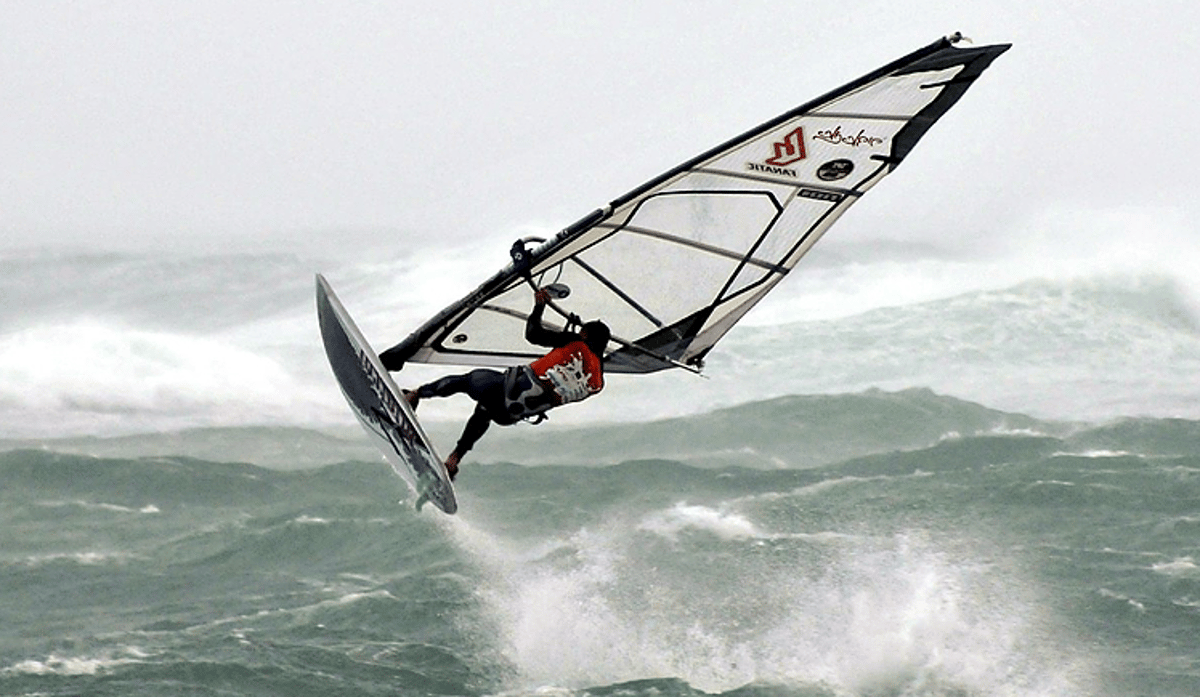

[813,126,884,148]
[800,188,844,203]
[817,158,854,181]
[765,127,807,166]
[747,162,798,178]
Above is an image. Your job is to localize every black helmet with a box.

[581,320,610,357]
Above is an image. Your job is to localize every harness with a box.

[502,365,555,424]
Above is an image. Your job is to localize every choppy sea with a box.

[2,237,1200,696]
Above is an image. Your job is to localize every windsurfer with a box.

[404,287,609,479]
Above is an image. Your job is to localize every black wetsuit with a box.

[414,302,586,457]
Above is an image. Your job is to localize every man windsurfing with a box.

[404,286,610,479]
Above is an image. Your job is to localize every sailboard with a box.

[378,33,1009,375]
[316,274,457,514]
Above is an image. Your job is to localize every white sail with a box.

[381,34,1010,374]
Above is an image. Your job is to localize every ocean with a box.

[2,240,1200,696]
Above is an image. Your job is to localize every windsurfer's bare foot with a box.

[403,389,420,411]
[445,450,461,481]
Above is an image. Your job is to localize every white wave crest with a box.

[3,647,150,676]
[637,502,764,542]
[0,319,341,436]
[1151,556,1198,577]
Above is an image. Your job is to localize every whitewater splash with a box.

[445,498,1083,695]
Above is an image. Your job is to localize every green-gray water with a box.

[5,390,1199,696]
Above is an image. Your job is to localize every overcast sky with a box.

[2,1,1197,259]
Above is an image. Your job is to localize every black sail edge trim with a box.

[886,43,1011,169]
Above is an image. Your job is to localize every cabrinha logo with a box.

[765,127,807,166]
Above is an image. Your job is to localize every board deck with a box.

[315,274,457,514]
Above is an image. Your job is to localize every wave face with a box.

[4,391,1200,696]
[3,247,1200,438]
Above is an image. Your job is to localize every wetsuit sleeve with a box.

[525,301,576,349]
